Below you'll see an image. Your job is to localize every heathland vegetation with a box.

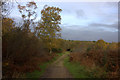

[2,1,119,78]
[64,40,119,78]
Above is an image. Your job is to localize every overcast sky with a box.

[9,2,118,42]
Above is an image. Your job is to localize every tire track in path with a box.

[41,52,72,78]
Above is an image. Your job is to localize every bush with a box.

[2,19,50,78]
[68,40,119,78]
[52,48,63,53]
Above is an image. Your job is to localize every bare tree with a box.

[1,0,14,18]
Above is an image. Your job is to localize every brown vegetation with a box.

[2,1,119,78]
[69,40,119,78]
[2,2,65,78]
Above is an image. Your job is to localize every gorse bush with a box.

[69,40,119,78]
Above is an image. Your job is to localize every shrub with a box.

[52,48,63,53]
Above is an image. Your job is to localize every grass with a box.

[26,52,64,78]
[64,57,107,78]
[64,56,107,78]
[26,62,50,78]
[64,56,91,78]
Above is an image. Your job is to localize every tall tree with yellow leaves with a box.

[36,5,62,54]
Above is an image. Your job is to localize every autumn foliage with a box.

[69,40,119,78]
[2,2,64,78]
[2,1,119,78]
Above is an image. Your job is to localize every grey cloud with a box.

[105,2,117,8]
[89,22,118,29]
[76,9,86,18]
[61,25,118,42]
[63,22,118,30]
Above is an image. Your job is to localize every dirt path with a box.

[41,52,72,78]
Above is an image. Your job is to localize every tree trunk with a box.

[49,48,52,54]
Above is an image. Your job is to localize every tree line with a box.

[2,1,119,78]
[2,1,68,78]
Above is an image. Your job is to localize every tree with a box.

[95,39,107,50]
[36,5,62,54]
[1,0,14,18]
[2,18,14,35]
[2,18,15,61]
[1,0,14,40]
[18,1,37,32]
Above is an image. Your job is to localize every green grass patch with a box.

[26,52,64,78]
[26,61,50,78]
[64,57,91,78]
[56,52,63,56]
[64,56,107,78]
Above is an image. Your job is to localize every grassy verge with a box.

[26,52,64,78]
[64,56,107,78]
[64,56,91,78]
[26,62,49,78]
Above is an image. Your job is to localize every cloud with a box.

[89,22,118,29]
[9,2,118,42]
[76,9,87,19]
[61,25,118,42]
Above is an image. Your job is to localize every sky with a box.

[9,2,118,42]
